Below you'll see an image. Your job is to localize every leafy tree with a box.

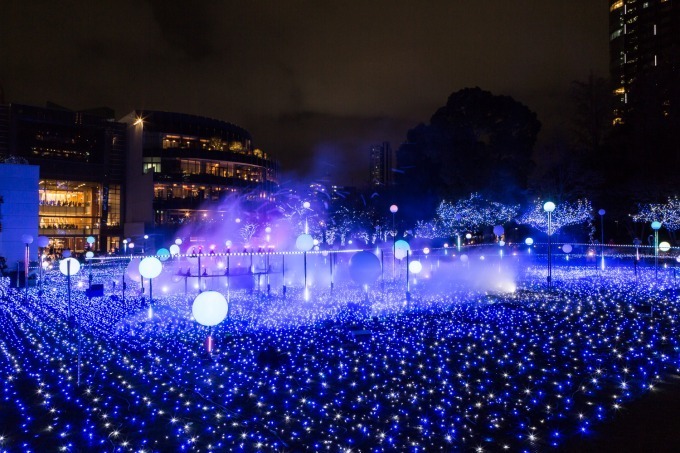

[395,87,541,219]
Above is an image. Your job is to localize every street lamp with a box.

[544,201,556,289]
[598,209,606,270]
[36,235,50,296]
[143,234,149,254]
[139,256,162,319]
[21,234,33,300]
[651,221,662,280]
[390,204,398,279]
[59,257,81,321]
[123,238,128,255]
[296,233,314,301]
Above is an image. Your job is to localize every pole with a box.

[266,249,271,295]
[38,246,43,296]
[406,249,411,303]
[303,251,308,299]
[547,211,552,289]
[380,249,384,292]
[330,250,334,293]
[148,277,153,319]
[655,230,659,280]
[282,255,286,296]
[77,315,82,387]
[198,254,202,293]
[24,243,29,301]
[392,213,396,280]
[600,211,605,271]
[67,260,72,320]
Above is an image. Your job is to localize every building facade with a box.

[121,111,279,242]
[369,142,392,188]
[0,103,126,254]
[609,0,680,124]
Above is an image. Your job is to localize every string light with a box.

[0,253,678,451]
[518,198,594,235]
[632,196,680,232]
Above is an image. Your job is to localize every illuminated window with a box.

[180,159,201,175]
[143,157,161,173]
[107,185,121,228]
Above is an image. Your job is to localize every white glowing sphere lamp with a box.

[408,260,423,274]
[659,241,671,253]
[192,291,229,326]
[543,201,556,213]
[525,237,534,246]
[59,257,81,275]
[394,239,410,260]
[296,233,314,252]
[139,256,163,279]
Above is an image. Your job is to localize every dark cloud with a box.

[0,0,608,185]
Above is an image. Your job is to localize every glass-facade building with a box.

[0,104,125,254]
[609,0,679,124]
[121,111,278,238]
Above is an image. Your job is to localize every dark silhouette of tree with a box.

[394,87,541,222]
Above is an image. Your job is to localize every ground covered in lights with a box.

[1,264,680,452]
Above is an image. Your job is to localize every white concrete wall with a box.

[0,164,39,266]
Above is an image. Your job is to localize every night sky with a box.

[1,1,607,185]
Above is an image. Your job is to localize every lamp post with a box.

[544,201,556,289]
[36,235,50,296]
[143,234,149,254]
[59,257,80,322]
[21,234,33,301]
[296,233,313,300]
[59,256,81,385]
[390,204,398,279]
[123,239,128,255]
[598,209,606,270]
[86,236,95,285]
[265,226,272,294]
[139,256,162,319]
[651,221,662,280]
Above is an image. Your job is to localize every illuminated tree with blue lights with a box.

[518,198,594,235]
[632,196,680,233]
[436,193,519,237]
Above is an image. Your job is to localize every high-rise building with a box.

[609,0,680,124]
[369,142,392,188]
